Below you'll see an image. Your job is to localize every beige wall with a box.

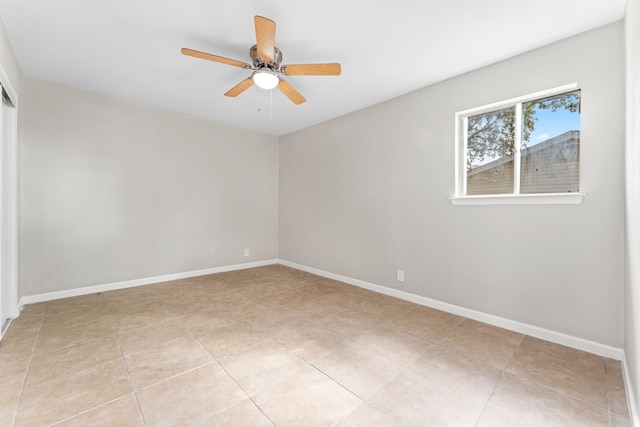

[279,22,625,347]
[20,78,279,296]
[625,0,640,419]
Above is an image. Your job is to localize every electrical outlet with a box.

[396,270,405,282]
[244,248,250,257]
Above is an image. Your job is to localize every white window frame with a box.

[450,83,585,206]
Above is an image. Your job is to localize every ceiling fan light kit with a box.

[252,70,280,90]
[182,16,341,105]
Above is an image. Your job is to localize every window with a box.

[452,85,584,205]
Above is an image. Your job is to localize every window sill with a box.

[449,193,585,206]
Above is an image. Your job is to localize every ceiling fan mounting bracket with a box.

[250,45,282,71]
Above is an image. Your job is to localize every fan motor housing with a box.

[250,45,282,70]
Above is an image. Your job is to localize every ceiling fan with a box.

[182,16,341,105]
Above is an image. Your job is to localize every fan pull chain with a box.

[270,88,273,121]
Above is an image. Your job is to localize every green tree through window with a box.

[467,91,581,171]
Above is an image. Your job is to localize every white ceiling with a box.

[0,0,627,136]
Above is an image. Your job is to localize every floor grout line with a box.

[472,332,526,426]
[10,308,44,427]
[110,311,147,427]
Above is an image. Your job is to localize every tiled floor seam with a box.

[356,370,406,424]
[471,332,525,426]
[10,312,44,427]
[515,347,612,412]
[259,333,363,405]
[309,342,404,414]
[513,372,613,420]
[207,350,276,425]
[133,359,218,394]
[306,356,369,403]
[435,315,466,344]
[350,322,434,368]
[112,318,147,427]
[224,398,276,427]
[47,395,137,426]
[604,357,613,427]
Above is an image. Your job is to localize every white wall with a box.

[279,23,625,347]
[625,0,640,419]
[20,77,279,296]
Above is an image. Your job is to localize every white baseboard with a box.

[19,256,625,361]
[278,259,624,360]
[19,259,279,306]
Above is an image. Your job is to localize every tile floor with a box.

[0,265,632,426]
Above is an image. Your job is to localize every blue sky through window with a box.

[526,103,580,148]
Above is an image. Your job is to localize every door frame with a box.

[0,63,19,339]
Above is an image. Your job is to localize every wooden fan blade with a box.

[254,16,276,62]
[224,78,254,97]
[278,79,306,105]
[182,48,251,69]
[281,63,341,76]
